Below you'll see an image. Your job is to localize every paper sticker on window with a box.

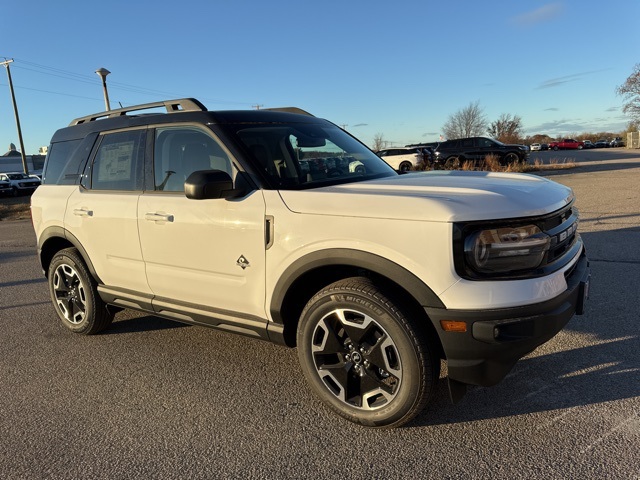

[98,141,134,181]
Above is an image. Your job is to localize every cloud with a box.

[512,3,564,26]
[545,107,559,111]
[422,132,439,137]
[536,69,606,89]
[605,107,618,112]
[526,117,627,135]
[351,123,368,127]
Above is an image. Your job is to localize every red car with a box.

[549,139,584,150]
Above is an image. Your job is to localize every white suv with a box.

[31,98,590,427]
[375,147,426,171]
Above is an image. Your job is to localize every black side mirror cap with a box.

[185,170,244,200]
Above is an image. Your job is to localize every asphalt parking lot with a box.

[0,149,638,479]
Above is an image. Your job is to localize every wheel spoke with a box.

[311,307,403,411]
[53,264,86,324]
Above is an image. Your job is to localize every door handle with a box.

[73,208,93,217]
[145,212,174,222]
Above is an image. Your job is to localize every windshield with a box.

[231,122,396,189]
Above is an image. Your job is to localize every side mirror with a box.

[185,170,243,200]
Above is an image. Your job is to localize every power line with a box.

[7,57,257,107]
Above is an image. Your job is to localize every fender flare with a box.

[37,226,102,283]
[269,248,445,324]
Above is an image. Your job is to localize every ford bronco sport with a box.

[31,99,590,427]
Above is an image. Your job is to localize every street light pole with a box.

[95,68,111,111]
[1,58,29,175]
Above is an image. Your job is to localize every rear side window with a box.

[89,130,145,191]
[42,140,82,185]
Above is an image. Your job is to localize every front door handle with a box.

[73,208,93,217]
[145,212,174,223]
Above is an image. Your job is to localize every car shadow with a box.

[105,314,190,334]
[413,332,639,427]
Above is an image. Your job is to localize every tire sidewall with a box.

[297,285,426,427]
[48,249,101,334]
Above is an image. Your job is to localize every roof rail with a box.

[69,98,208,126]
[264,107,314,116]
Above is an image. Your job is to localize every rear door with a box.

[64,128,150,294]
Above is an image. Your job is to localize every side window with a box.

[90,130,145,191]
[153,127,232,192]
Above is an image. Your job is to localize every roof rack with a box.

[264,107,314,116]
[69,98,208,126]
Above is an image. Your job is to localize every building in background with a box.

[1,143,46,174]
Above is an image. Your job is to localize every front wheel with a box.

[297,278,438,427]
[47,248,113,335]
[503,152,520,164]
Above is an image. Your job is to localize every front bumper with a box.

[425,250,590,388]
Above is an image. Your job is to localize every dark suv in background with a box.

[434,137,529,165]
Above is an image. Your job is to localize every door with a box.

[64,129,150,294]
[137,125,267,319]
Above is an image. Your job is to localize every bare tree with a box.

[616,63,640,122]
[372,133,387,151]
[442,101,488,140]
[488,113,524,144]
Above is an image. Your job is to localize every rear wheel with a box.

[398,161,412,172]
[47,248,113,335]
[297,277,438,427]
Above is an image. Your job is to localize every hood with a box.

[278,171,574,222]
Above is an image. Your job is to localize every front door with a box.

[137,125,267,321]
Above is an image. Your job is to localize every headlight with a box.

[464,224,550,274]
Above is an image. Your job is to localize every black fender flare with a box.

[37,226,102,283]
[269,248,445,324]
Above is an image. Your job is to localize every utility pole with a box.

[95,68,111,111]
[252,104,263,110]
[1,58,29,175]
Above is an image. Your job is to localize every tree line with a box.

[373,64,640,150]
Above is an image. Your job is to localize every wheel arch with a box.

[270,249,445,347]
[38,226,102,283]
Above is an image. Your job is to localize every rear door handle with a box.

[145,212,174,222]
[73,208,93,217]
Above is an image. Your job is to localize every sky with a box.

[1,0,639,155]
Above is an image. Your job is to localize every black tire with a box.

[297,277,438,428]
[503,152,520,164]
[398,161,412,172]
[553,146,559,151]
[47,248,113,335]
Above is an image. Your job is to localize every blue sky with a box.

[1,0,638,154]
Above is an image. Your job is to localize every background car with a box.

[0,172,41,196]
[582,140,594,149]
[610,137,625,147]
[548,139,584,150]
[433,137,528,165]
[594,139,610,148]
[530,143,541,151]
[376,147,426,171]
[0,175,12,196]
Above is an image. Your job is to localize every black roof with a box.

[51,98,324,143]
